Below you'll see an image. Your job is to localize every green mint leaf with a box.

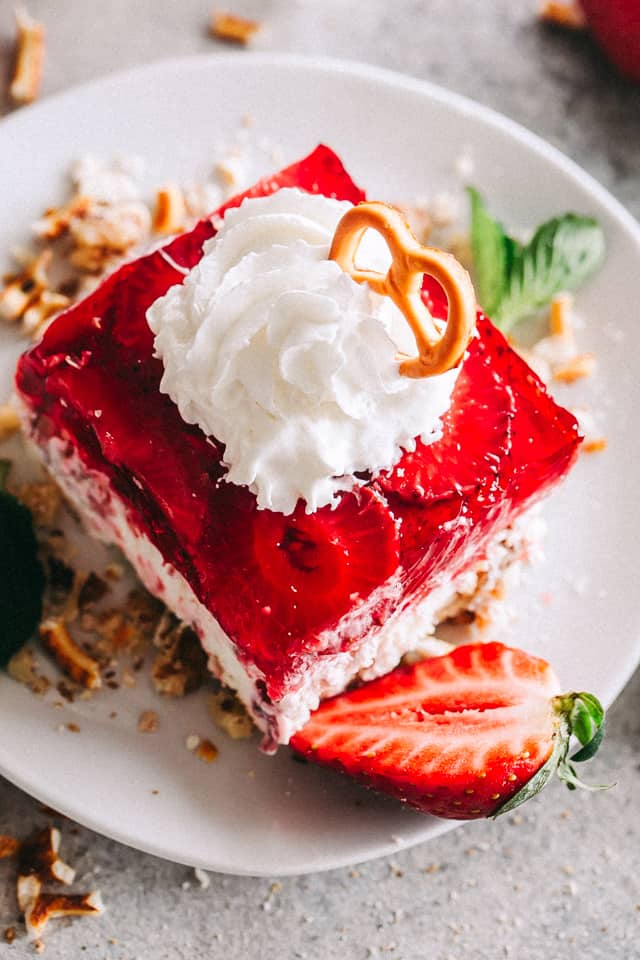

[467,190,605,332]
[0,469,46,667]
[467,187,518,318]
[495,215,605,330]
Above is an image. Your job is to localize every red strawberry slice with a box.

[377,315,513,506]
[252,487,399,629]
[503,346,582,503]
[291,642,607,819]
[46,364,217,549]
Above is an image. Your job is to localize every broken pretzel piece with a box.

[23,291,72,339]
[0,250,51,323]
[0,405,21,442]
[549,292,574,340]
[13,827,104,942]
[33,196,92,241]
[210,10,262,44]
[17,873,42,915]
[10,8,45,105]
[18,827,75,888]
[153,184,187,235]
[151,613,207,697]
[208,689,254,740]
[0,835,21,859]
[582,437,607,454]
[539,1,586,29]
[552,352,597,384]
[39,618,102,690]
[24,891,103,941]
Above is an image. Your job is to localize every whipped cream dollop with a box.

[147,188,460,515]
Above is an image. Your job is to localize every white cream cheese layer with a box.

[148,188,459,515]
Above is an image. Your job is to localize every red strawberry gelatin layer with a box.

[15,146,581,744]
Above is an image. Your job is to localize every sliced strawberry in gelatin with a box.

[378,316,513,506]
[253,487,399,624]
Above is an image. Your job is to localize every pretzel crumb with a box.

[582,437,607,454]
[195,738,219,763]
[207,689,254,740]
[4,927,17,944]
[138,709,159,733]
[153,185,187,235]
[103,563,124,582]
[25,892,103,940]
[215,154,246,190]
[549,292,574,339]
[16,480,61,527]
[7,646,50,695]
[12,827,103,943]
[552,352,597,383]
[0,835,21,859]
[10,8,45,105]
[210,11,261,45]
[18,827,75,888]
[151,614,207,697]
[539,1,586,29]
[0,405,21,442]
[23,291,71,340]
[39,619,102,690]
[33,197,91,241]
[0,250,51,323]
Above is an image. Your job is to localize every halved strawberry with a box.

[291,642,607,819]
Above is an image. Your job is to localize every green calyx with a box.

[493,691,611,818]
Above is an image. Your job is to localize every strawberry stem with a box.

[493,690,611,817]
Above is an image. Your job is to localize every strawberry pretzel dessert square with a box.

[15,146,606,818]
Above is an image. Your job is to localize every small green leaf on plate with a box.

[0,460,46,667]
[468,189,605,332]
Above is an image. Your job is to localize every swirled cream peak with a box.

[147,189,459,515]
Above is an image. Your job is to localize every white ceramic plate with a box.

[1,55,639,877]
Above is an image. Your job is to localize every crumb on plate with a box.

[209,11,262,44]
[10,8,45,105]
[137,709,159,733]
[538,1,586,29]
[39,619,102,690]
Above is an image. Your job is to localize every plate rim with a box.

[1,51,639,876]
[2,50,639,246]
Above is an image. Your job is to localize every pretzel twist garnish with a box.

[329,202,476,378]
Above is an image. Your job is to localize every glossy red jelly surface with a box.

[16,146,581,701]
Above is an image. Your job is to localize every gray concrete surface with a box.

[1,1,639,957]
